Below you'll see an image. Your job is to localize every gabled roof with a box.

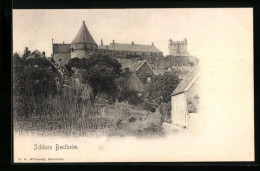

[123,60,156,75]
[27,50,45,59]
[71,21,97,45]
[98,43,162,53]
[171,66,200,96]
[53,43,70,55]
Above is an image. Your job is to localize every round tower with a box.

[70,21,98,59]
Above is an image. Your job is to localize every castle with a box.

[22,21,198,70]
[52,21,98,66]
[168,38,189,56]
[52,21,163,66]
[97,40,163,58]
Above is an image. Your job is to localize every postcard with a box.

[13,8,254,162]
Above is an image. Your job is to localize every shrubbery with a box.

[13,53,165,137]
[101,102,164,137]
[187,95,200,113]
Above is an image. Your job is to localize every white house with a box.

[170,67,200,128]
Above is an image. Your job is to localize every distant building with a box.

[170,67,200,128]
[123,60,156,96]
[52,42,71,66]
[52,21,98,65]
[70,21,98,59]
[23,47,46,59]
[168,38,189,56]
[97,40,163,58]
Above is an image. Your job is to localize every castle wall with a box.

[97,49,163,58]
[71,49,96,59]
[54,53,71,66]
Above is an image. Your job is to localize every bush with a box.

[187,95,200,113]
[159,102,172,123]
[101,102,164,137]
[67,55,122,101]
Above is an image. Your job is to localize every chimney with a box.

[132,41,134,45]
[43,52,45,56]
[83,21,85,25]
[101,39,103,45]
[152,42,154,46]
[63,41,65,44]
[112,40,115,44]
[24,47,28,54]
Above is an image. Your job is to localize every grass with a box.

[14,84,164,137]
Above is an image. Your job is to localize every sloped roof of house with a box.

[171,66,200,96]
[26,50,45,59]
[98,42,162,53]
[53,43,70,55]
[71,21,97,45]
[127,71,145,93]
[123,60,156,75]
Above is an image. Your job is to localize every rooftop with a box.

[98,42,162,53]
[71,21,97,45]
[171,66,200,96]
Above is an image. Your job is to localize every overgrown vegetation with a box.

[144,72,180,108]
[13,53,164,137]
[187,95,200,113]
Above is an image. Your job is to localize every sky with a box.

[13,8,252,60]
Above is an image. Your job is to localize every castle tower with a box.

[168,38,189,57]
[70,21,98,59]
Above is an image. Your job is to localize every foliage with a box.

[67,55,122,100]
[13,54,60,117]
[187,95,200,113]
[144,72,180,108]
[159,102,172,123]
[114,76,130,102]
[102,102,164,137]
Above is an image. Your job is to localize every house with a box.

[170,66,200,128]
[123,60,156,96]
[52,42,71,66]
[24,48,46,59]
[97,40,163,58]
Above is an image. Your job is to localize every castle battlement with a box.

[168,38,189,56]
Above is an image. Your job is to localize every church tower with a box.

[70,21,98,59]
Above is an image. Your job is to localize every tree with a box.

[13,54,60,117]
[13,55,60,102]
[115,76,129,102]
[67,55,122,101]
[144,72,180,109]
[187,95,200,113]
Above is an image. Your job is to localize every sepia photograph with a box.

[12,8,254,162]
